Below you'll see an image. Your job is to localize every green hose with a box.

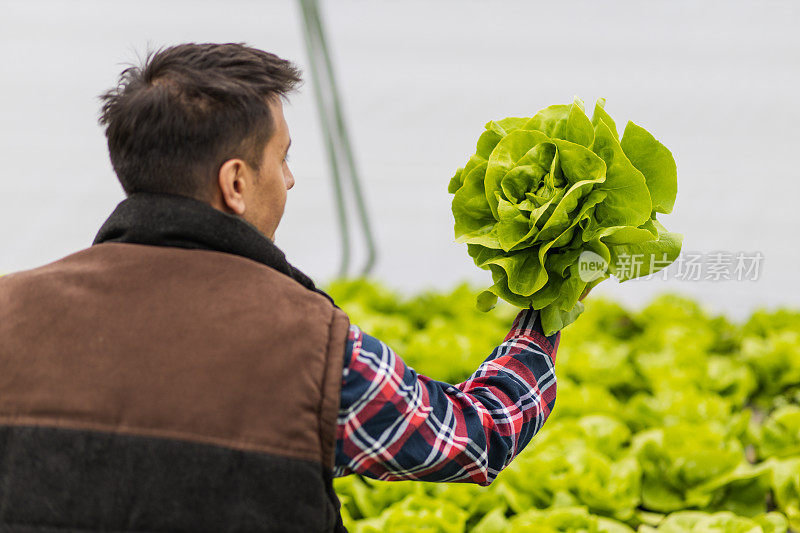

[297,0,378,276]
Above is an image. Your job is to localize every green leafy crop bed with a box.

[326,279,800,533]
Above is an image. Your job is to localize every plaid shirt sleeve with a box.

[333,308,560,486]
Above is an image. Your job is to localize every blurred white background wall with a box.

[1,0,798,318]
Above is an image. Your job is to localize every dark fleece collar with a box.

[92,192,333,304]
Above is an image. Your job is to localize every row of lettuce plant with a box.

[326,279,800,533]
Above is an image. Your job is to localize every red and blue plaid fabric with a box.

[334,309,560,485]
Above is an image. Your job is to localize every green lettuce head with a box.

[448,97,683,335]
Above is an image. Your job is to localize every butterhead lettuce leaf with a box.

[449,98,682,335]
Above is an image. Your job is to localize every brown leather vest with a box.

[0,242,350,532]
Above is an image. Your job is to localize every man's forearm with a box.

[334,309,559,485]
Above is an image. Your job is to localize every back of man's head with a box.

[98,43,302,201]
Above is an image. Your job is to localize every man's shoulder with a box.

[1,242,343,317]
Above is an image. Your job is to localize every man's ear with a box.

[217,158,248,215]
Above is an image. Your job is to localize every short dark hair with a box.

[98,42,302,200]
